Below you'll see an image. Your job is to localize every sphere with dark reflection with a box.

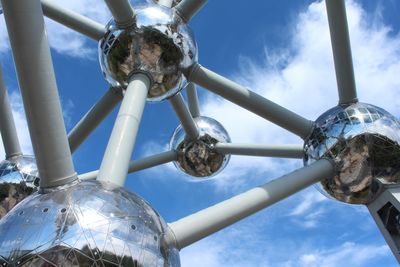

[0,179,180,266]
[0,155,39,219]
[99,3,197,102]
[170,116,231,178]
[304,102,400,204]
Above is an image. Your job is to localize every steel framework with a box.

[0,0,399,264]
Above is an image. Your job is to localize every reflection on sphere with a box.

[0,179,180,266]
[170,116,231,178]
[304,102,400,204]
[0,155,39,219]
[99,3,197,102]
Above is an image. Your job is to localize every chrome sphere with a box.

[0,155,39,219]
[0,179,180,266]
[99,4,197,102]
[170,116,231,178]
[304,102,400,204]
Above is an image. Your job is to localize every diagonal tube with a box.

[104,0,135,28]
[68,88,122,154]
[175,0,207,22]
[2,0,77,188]
[168,159,335,249]
[184,63,314,139]
[186,82,200,118]
[0,66,22,159]
[214,143,304,159]
[97,73,150,187]
[326,0,358,104]
[169,93,199,140]
[41,0,106,41]
[79,150,177,180]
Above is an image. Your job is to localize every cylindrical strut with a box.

[97,73,150,187]
[41,0,106,41]
[104,0,135,28]
[168,159,335,249]
[185,63,314,139]
[169,93,199,141]
[186,82,200,118]
[68,88,122,154]
[2,0,77,188]
[0,66,22,159]
[326,0,358,104]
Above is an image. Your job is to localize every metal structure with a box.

[0,0,399,265]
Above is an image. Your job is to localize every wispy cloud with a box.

[0,90,32,158]
[145,0,400,193]
[293,242,391,267]
[60,98,76,128]
[199,0,400,189]
[181,0,400,265]
[0,89,74,159]
[1,0,399,265]
[290,190,327,216]
[180,218,393,267]
[0,0,110,58]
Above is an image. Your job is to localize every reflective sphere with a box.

[0,155,39,219]
[0,179,180,266]
[170,116,231,178]
[99,4,197,102]
[304,102,400,204]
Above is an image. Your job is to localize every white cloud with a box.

[294,242,390,267]
[180,221,273,267]
[197,0,400,190]
[290,189,327,216]
[0,89,72,160]
[181,0,400,265]
[180,219,393,267]
[43,0,110,58]
[0,90,32,159]
[0,0,110,58]
[1,0,399,265]
[60,97,76,128]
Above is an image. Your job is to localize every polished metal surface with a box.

[304,102,400,204]
[0,155,39,219]
[0,179,180,266]
[170,116,231,178]
[99,3,197,102]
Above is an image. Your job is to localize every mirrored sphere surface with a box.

[0,179,180,266]
[304,102,400,204]
[99,4,197,102]
[0,155,39,219]
[170,116,231,178]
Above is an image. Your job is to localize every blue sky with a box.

[1,0,400,266]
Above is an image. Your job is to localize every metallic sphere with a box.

[170,116,231,178]
[0,155,39,219]
[304,102,400,204]
[0,179,180,266]
[99,3,197,102]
